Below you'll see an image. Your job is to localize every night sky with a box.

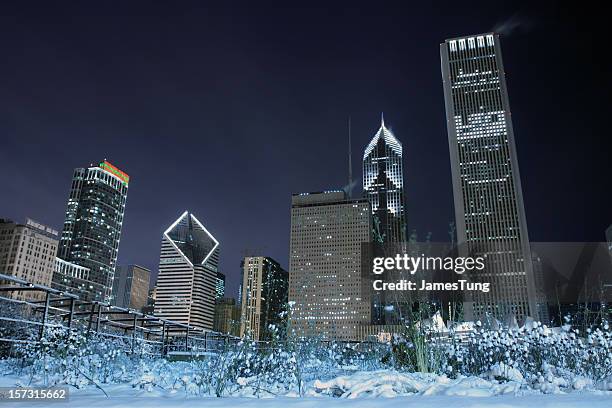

[1,1,609,298]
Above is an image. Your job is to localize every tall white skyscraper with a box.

[441,33,539,321]
[363,116,406,243]
[289,191,371,340]
[154,211,219,330]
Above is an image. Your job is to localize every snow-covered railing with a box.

[0,273,240,356]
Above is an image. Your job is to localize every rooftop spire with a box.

[381,112,385,128]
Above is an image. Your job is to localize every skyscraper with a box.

[289,191,372,340]
[111,264,151,310]
[154,211,219,330]
[53,257,95,299]
[214,297,241,336]
[363,116,407,243]
[441,33,538,321]
[240,256,288,341]
[57,160,129,301]
[216,271,226,299]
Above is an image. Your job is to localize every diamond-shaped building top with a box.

[155,210,220,330]
[164,211,219,266]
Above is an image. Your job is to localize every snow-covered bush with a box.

[2,306,611,397]
[0,300,35,357]
[441,319,612,387]
[13,325,154,394]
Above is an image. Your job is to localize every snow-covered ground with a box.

[3,391,612,408]
[1,369,611,408]
[1,316,610,407]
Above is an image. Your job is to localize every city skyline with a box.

[0,2,609,299]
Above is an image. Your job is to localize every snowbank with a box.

[1,370,611,408]
[310,370,522,398]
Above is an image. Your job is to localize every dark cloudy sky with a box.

[1,1,609,297]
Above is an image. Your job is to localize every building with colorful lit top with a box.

[55,160,129,301]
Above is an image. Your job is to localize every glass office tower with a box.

[111,264,151,310]
[441,33,539,321]
[57,160,129,301]
[363,116,407,243]
[240,256,288,341]
[216,271,226,299]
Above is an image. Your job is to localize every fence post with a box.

[185,327,189,352]
[39,291,51,340]
[96,304,102,333]
[161,322,166,356]
[131,314,138,353]
[87,303,96,332]
[68,298,75,329]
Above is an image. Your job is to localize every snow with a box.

[2,360,612,404]
[1,311,611,407]
[417,311,448,333]
[486,362,523,382]
[0,370,611,408]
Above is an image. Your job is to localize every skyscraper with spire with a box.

[362,115,407,243]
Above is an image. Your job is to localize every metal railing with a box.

[0,273,240,356]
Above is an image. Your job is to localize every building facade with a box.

[240,256,288,341]
[216,272,225,299]
[441,33,539,321]
[289,191,372,340]
[142,286,157,314]
[154,211,219,330]
[57,160,129,301]
[0,219,59,301]
[111,264,151,310]
[363,116,407,243]
[53,257,96,298]
[214,297,241,336]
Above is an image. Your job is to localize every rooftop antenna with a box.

[348,116,353,198]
